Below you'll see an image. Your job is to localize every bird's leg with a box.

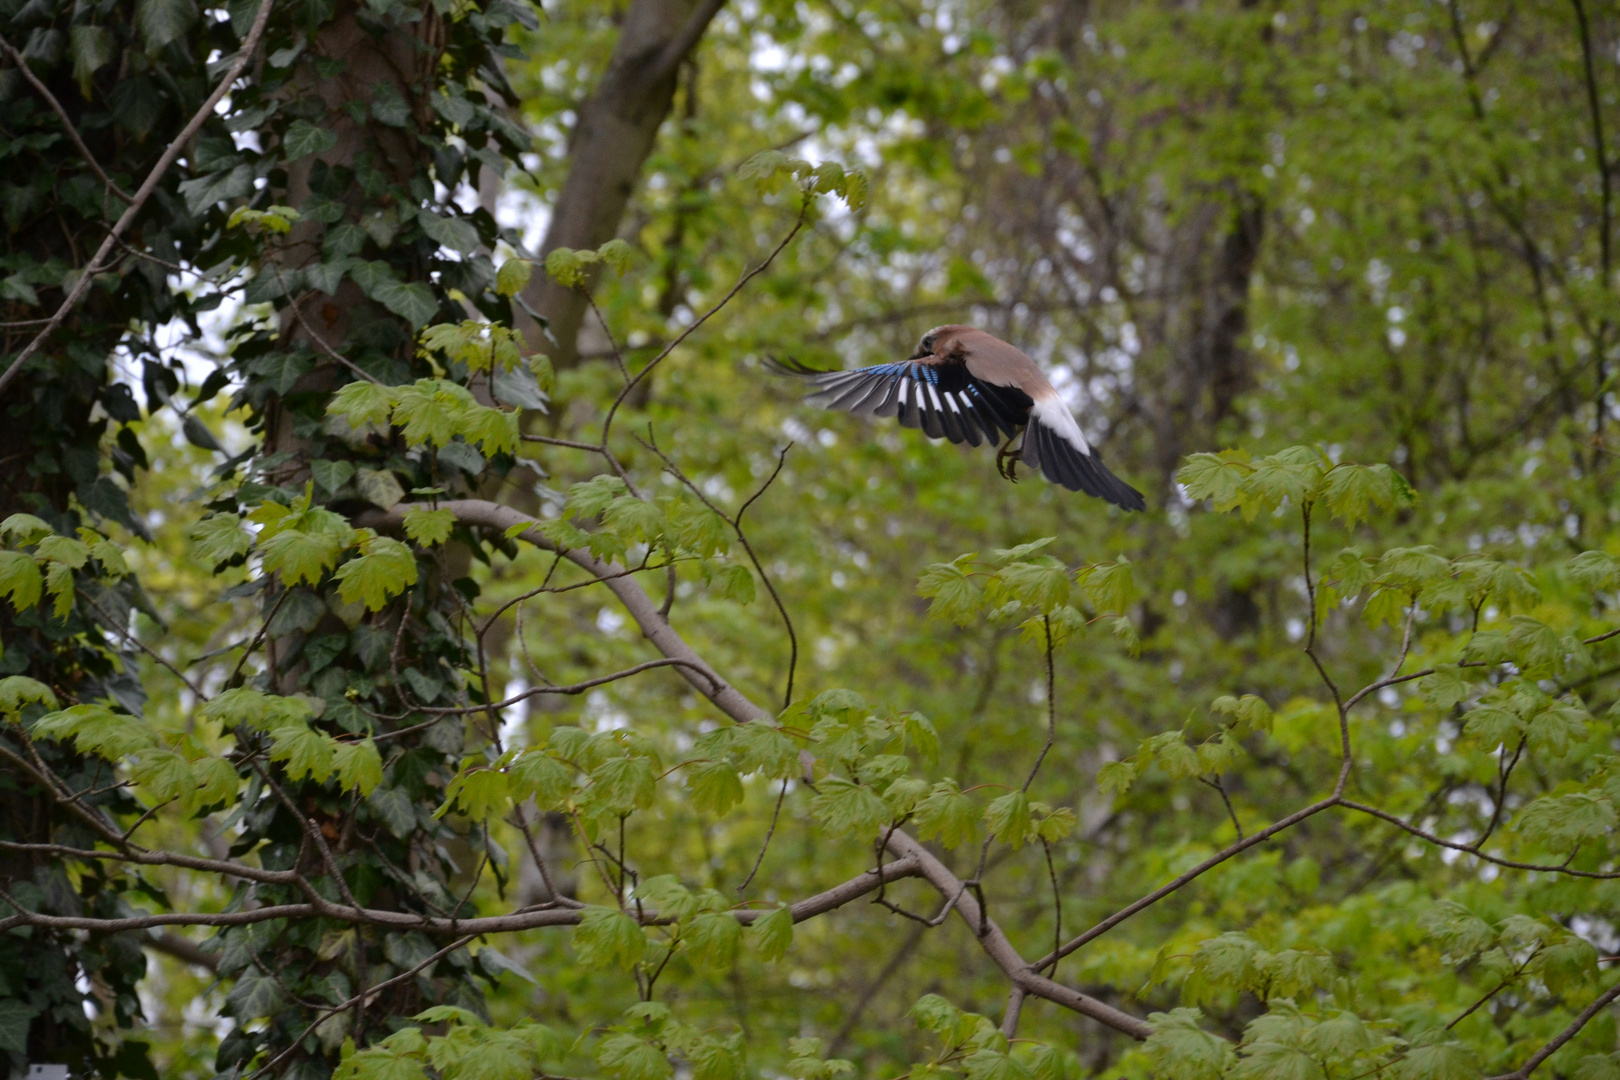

[995,431,1021,482]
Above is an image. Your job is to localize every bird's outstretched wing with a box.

[765,356,1031,448]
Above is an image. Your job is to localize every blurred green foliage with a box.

[4,0,1620,1077]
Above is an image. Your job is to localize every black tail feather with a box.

[1025,420,1146,511]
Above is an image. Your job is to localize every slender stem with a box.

[1485,980,1620,1080]
[737,778,789,898]
[599,196,809,450]
[0,34,133,205]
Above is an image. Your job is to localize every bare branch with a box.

[882,830,1154,1040]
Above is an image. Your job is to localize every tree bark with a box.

[514,0,725,366]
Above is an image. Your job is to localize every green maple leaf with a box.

[751,905,793,962]
[191,512,254,565]
[268,722,337,782]
[403,506,456,547]
[0,551,42,611]
[334,532,419,610]
[332,739,383,796]
[260,526,349,587]
[329,380,398,429]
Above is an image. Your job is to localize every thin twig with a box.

[1484,980,1620,1080]
[0,0,278,398]
[0,34,133,205]
[1339,799,1620,879]
[1037,796,1342,969]
[737,777,789,898]
[599,195,810,449]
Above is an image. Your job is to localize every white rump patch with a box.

[1030,393,1091,455]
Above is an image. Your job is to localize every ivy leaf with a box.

[311,459,356,496]
[137,0,197,53]
[751,905,793,963]
[357,468,406,511]
[334,532,419,610]
[372,279,439,329]
[573,906,646,969]
[69,25,116,96]
[417,209,480,255]
[283,119,339,160]
[403,506,456,547]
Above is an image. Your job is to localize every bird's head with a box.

[908,328,940,360]
[910,325,973,360]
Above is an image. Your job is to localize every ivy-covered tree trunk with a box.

[196,0,537,1074]
[3,0,535,1075]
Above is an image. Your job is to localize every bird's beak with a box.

[907,349,929,360]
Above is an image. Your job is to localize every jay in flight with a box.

[770,325,1146,511]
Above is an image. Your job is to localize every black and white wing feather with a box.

[765,357,1031,448]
